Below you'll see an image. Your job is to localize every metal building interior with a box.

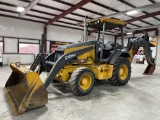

[0,0,160,120]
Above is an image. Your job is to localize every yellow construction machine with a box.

[4,17,156,115]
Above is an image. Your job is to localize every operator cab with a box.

[86,17,127,61]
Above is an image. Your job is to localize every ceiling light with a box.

[16,6,25,12]
[127,32,133,35]
[126,10,138,15]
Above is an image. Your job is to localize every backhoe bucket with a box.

[4,64,48,115]
[143,63,155,75]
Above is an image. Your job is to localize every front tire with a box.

[69,67,95,96]
[109,57,131,86]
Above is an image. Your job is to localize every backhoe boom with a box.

[127,33,155,74]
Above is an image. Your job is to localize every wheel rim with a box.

[119,64,128,80]
[79,74,92,90]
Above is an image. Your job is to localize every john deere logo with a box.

[65,54,76,60]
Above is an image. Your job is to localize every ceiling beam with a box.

[0,1,16,7]
[0,8,83,28]
[20,0,40,17]
[126,11,160,23]
[0,1,115,36]
[129,23,141,28]
[91,1,119,12]
[117,0,157,25]
[3,5,158,34]
[0,2,84,26]
[52,0,104,16]
[30,9,81,22]
[90,1,142,28]
[45,0,93,26]
[116,28,157,37]
[0,1,82,23]
[132,28,157,34]
[148,0,160,21]
[148,0,156,3]
[19,0,92,19]
[0,5,115,35]
[52,0,132,29]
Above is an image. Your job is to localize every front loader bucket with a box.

[143,63,155,75]
[4,64,48,115]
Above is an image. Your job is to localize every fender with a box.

[108,49,130,65]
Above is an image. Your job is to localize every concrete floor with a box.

[0,63,160,120]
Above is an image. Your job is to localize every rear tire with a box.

[109,57,131,86]
[69,67,95,96]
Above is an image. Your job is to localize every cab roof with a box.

[87,17,127,30]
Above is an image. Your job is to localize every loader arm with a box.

[44,46,94,87]
[127,33,156,74]
[30,53,50,73]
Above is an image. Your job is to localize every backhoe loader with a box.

[4,17,156,115]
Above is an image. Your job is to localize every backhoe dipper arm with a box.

[127,33,154,64]
[127,33,155,74]
[44,46,94,88]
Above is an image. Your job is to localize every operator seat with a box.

[104,41,114,51]
[103,41,114,58]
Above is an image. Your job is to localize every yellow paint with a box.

[4,64,48,115]
[10,64,31,74]
[88,17,127,26]
[100,18,127,26]
[79,74,92,90]
[149,36,158,47]
[88,64,113,80]
[119,64,128,80]
[53,43,114,82]
[128,49,134,63]
[64,45,95,60]
[55,64,114,82]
